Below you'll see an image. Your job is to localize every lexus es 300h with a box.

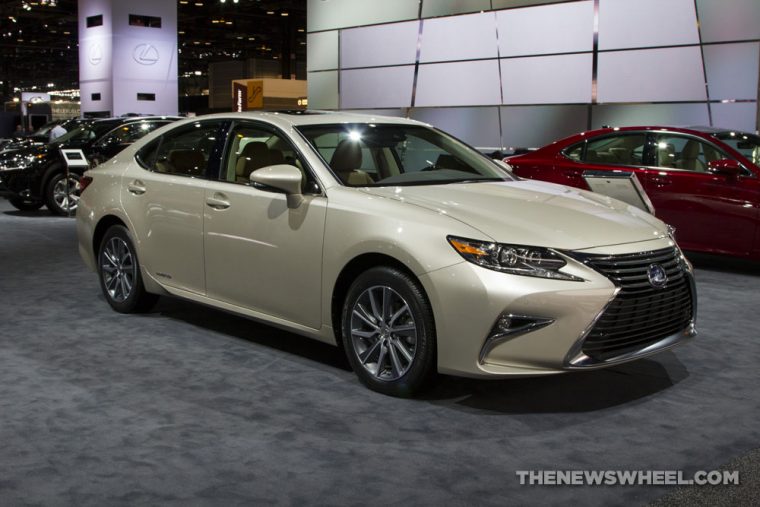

[77,111,697,396]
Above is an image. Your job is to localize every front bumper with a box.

[420,237,695,378]
[0,168,31,198]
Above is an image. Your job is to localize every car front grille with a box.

[575,247,694,361]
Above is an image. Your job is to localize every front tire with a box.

[45,172,81,216]
[341,266,436,397]
[8,196,43,211]
[97,225,158,313]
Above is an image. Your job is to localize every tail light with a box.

[79,175,93,193]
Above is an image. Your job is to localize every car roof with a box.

[173,110,427,129]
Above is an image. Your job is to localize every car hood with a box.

[360,180,666,251]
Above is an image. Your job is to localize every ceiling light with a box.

[266,11,274,14]
[281,12,288,16]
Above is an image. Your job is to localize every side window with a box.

[147,121,222,177]
[563,142,584,161]
[654,134,726,172]
[582,134,647,165]
[221,122,317,192]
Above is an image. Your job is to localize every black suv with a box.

[0,116,180,215]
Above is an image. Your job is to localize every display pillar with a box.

[78,0,178,117]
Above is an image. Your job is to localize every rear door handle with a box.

[127,180,146,195]
[206,193,230,210]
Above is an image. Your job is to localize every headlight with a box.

[447,236,583,281]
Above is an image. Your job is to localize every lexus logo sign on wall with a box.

[133,44,159,65]
[89,43,103,65]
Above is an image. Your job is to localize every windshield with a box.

[52,121,116,146]
[715,132,760,166]
[297,123,511,187]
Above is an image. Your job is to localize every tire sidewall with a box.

[45,172,79,216]
[97,225,148,313]
[341,266,436,397]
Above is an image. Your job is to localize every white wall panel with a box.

[421,0,491,18]
[341,21,419,69]
[410,107,501,147]
[591,103,710,129]
[419,12,498,62]
[597,47,707,103]
[501,53,592,104]
[307,71,339,109]
[704,43,760,101]
[415,60,502,106]
[340,66,414,109]
[711,102,758,131]
[307,0,418,32]
[500,105,588,148]
[697,0,760,43]
[307,31,338,71]
[599,0,699,50]
[492,0,570,8]
[497,1,594,57]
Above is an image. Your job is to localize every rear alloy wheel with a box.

[8,196,43,211]
[45,172,81,216]
[342,266,436,397]
[98,225,158,313]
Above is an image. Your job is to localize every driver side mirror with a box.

[250,164,304,207]
[707,159,742,178]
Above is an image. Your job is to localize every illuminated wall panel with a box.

[415,60,502,107]
[501,53,592,104]
[340,66,415,109]
[307,31,338,71]
[307,0,418,32]
[501,105,588,148]
[341,22,419,69]
[598,0,699,50]
[410,107,501,147]
[597,47,707,103]
[419,12,498,62]
[697,0,760,43]
[591,103,710,129]
[497,1,593,57]
[307,71,339,109]
[703,43,760,101]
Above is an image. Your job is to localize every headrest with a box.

[329,139,362,173]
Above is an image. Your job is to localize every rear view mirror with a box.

[707,159,742,178]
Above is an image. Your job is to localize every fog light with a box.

[479,313,554,364]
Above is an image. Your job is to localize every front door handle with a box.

[127,180,146,195]
[206,193,230,210]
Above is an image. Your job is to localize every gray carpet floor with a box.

[0,199,759,506]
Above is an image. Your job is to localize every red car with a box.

[506,126,760,259]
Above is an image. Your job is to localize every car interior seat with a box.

[329,139,374,185]
[167,149,205,176]
[235,141,270,183]
[657,143,676,168]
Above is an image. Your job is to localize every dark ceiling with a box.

[0,0,306,102]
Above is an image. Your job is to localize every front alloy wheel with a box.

[97,225,157,313]
[342,266,436,397]
[46,172,81,215]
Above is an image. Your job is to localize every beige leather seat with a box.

[657,143,676,168]
[329,139,374,185]
[168,149,205,176]
[678,140,704,171]
[235,141,269,183]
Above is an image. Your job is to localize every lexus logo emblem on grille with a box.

[647,264,668,288]
[133,44,159,65]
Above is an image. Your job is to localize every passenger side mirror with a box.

[707,159,742,178]
[250,164,304,207]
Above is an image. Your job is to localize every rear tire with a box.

[45,172,81,216]
[97,225,158,313]
[341,266,436,397]
[8,196,43,211]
